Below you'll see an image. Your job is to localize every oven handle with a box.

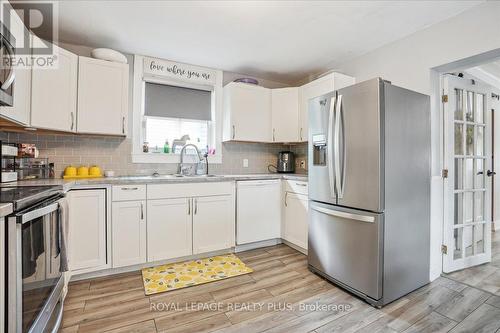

[50,301,64,333]
[1,40,15,90]
[16,202,59,224]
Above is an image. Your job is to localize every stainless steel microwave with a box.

[0,22,15,106]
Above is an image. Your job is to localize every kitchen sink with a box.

[170,174,220,178]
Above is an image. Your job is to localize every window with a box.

[142,82,215,155]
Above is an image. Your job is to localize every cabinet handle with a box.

[285,192,288,207]
[273,128,276,142]
[188,199,191,215]
[295,183,307,187]
[300,127,303,141]
[140,202,144,220]
[121,187,138,191]
[70,112,74,131]
[232,125,236,140]
[122,116,125,134]
[194,198,198,215]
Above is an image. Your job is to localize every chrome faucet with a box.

[179,144,206,176]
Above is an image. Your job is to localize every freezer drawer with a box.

[308,201,383,300]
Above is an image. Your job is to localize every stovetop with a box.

[0,185,62,211]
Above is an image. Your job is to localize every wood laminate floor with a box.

[61,244,500,333]
[445,231,500,296]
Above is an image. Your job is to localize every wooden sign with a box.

[143,57,217,85]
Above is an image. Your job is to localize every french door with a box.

[443,74,493,273]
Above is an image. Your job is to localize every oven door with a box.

[0,24,15,107]
[7,196,64,333]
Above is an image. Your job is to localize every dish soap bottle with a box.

[163,140,170,154]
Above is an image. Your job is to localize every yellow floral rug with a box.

[141,253,253,295]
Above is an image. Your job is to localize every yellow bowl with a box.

[89,166,101,176]
[64,166,77,177]
[77,166,89,176]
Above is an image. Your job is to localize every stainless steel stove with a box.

[0,185,61,210]
[2,185,65,333]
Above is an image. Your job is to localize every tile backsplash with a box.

[0,131,307,177]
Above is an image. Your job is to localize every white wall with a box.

[336,1,500,280]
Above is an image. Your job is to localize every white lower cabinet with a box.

[193,195,234,254]
[147,198,192,262]
[68,189,107,272]
[283,192,309,249]
[112,200,147,267]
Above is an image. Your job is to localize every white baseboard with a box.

[71,238,304,283]
[234,239,282,252]
[71,247,234,282]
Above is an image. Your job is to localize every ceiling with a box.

[467,60,500,90]
[33,0,483,84]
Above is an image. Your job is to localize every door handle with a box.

[232,125,235,139]
[311,205,375,223]
[300,127,303,141]
[273,128,276,142]
[121,187,138,191]
[140,202,144,220]
[284,192,288,207]
[194,198,198,215]
[188,199,191,215]
[487,170,496,177]
[122,116,125,134]
[334,94,343,198]
[327,96,336,198]
[1,42,15,90]
[70,112,75,131]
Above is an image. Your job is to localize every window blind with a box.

[144,82,212,121]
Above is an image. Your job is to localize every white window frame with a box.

[131,55,223,164]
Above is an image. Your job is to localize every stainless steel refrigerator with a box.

[308,78,431,307]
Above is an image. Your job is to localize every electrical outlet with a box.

[300,160,306,169]
[243,159,249,168]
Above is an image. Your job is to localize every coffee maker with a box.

[277,151,295,173]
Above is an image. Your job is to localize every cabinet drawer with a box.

[284,180,308,195]
[112,185,146,201]
[147,182,233,200]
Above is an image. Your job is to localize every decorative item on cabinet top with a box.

[90,48,128,64]
[63,165,102,179]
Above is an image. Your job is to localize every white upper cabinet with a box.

[31,39,78,132]
[77,56,129,135]
[0,9,31,125]
[271,87,299,143]
[223,82,271,142]
[299,72,355,142]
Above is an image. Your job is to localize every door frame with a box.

[441,74,493,273]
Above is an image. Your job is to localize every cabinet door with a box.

[299,73,355,142]
[0,10,31,125]
[147,198,192,262]
[271,88,299,143]
[112,200,146,268]
[68,189,106,271]
[193,195,234,254]
[31,39,77,132]
[284,192,309,249]
[77,57,128,135]
[236,180,281,244]
[224,83,271,142]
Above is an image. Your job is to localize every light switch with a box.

[243,159,249,168]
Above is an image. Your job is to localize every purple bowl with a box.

[234,78,259,85]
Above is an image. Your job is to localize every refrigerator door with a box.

[336,78,384,212]
[308,92,338,205]
[308,200,383,301]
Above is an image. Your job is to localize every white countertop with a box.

[0,203,12,217]
[14,173,308,191]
